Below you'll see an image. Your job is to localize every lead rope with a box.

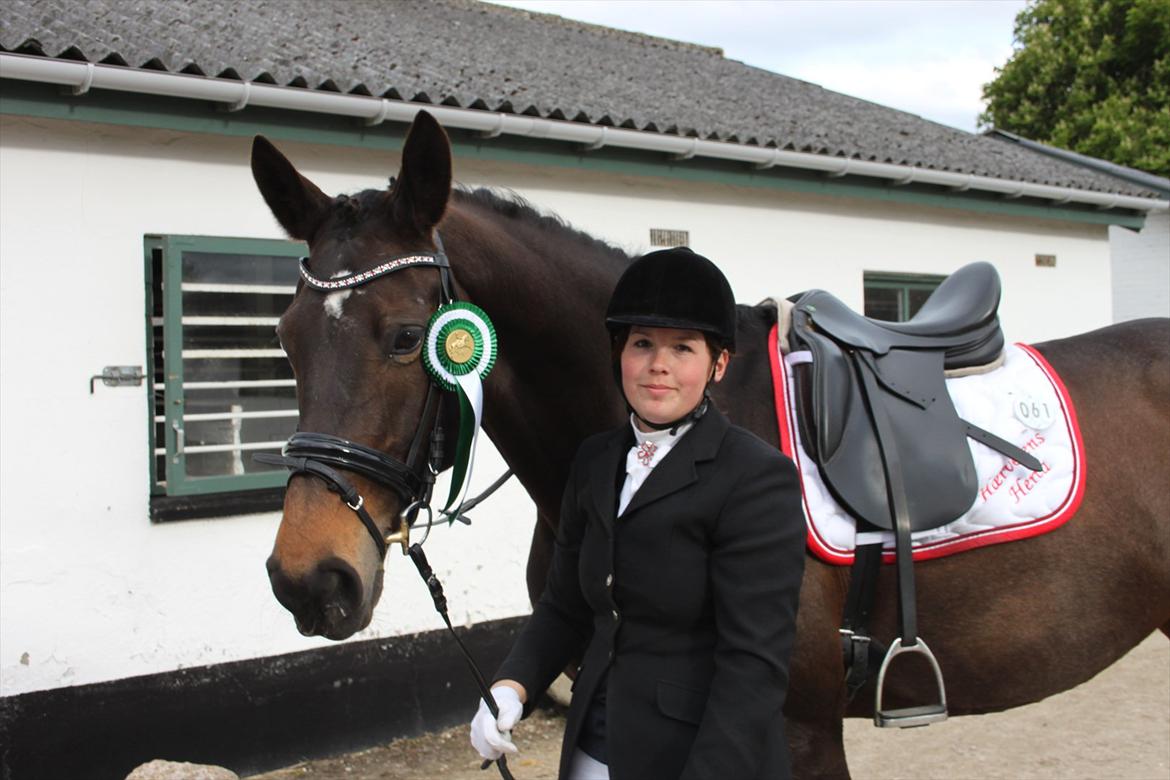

[407,543,516,780]
[408,399,515,779]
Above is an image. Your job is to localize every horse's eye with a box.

[389,325,424,355]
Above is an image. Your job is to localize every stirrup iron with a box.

[874,637,948,728]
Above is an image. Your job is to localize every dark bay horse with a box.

[253,111,1170,778]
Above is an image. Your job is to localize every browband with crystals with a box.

[298,252,450,291]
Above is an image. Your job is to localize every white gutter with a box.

[3,53,1165,213]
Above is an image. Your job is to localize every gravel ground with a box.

[247,633,1169,780]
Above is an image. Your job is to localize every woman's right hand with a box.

[469,684,525,761]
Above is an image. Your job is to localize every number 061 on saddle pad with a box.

[769,327,1086,565]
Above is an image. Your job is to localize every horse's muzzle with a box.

[267,554,373,640]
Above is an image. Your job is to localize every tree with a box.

[980,0,1170,178]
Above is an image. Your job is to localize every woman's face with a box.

[621,326,729,430]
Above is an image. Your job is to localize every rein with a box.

[255,235,516,780]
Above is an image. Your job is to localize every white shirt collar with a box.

[629,414,694,446]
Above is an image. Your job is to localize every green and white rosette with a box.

[422,301,498,517]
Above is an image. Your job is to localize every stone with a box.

[125,759,239,780]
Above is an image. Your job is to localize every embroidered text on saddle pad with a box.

[767,325,1086,565]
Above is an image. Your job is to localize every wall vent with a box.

[650,228,689,247]
[1035,254,1057,268]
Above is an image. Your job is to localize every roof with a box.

[986,130,1170,199]
[0,0,1161,200]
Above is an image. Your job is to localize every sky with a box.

[483,0,1029,133]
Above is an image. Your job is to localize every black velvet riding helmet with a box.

[605,247,737,352]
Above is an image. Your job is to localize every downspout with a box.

[2,53,1166,214]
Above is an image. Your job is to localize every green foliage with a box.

[981,0,1170,178]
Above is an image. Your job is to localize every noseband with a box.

[254,240,456,559]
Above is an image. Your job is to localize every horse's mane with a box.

[453,187,632,267]
[326,184,631,275]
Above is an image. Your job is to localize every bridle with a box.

[256,236,517,779]
[254,239,457,559]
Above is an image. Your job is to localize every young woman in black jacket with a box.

[470,248,806,780]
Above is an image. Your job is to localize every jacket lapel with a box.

[588,425,632,536]
[621,405,729,518]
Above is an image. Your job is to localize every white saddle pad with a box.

[768,327,1086,565]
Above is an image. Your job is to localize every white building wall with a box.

[1111,211,1170,322]
[0,115,1114,697]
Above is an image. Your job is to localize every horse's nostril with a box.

[312,558,363,611]
[268,565,303,616]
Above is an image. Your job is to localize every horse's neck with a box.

[445,206,627,517]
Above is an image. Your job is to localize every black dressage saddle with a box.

[787,262,1017,531]
[786,261,1041,727]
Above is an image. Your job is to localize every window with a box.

[145,235,305,520]
[863,272,945,322]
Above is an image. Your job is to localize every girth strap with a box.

[840,542,885,699]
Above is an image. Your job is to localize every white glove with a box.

[469,685,523,761]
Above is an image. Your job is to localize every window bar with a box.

[181,282,296,294]
[152,316,282,326]
[153,440,286,457]
[152,409,299,423]
[184,379,297,390]
[182,348,287,359]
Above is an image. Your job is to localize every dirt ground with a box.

[248,634,1169,780]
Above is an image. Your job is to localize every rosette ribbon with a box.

[422,301,498,518]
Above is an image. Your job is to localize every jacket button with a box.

[605,574,613,588]
[611,609,619,622]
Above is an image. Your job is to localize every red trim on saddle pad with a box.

[768,324,1087,565]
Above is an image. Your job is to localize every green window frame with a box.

[145,235,306,514]
[863,271,946,323]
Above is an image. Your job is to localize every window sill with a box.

[150,487,286,523]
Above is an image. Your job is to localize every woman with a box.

[470,247,806,780]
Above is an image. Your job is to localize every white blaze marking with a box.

[324,270,352,319]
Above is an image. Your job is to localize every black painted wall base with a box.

[0,617,525,780]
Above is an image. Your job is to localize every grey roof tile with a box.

[0,0,1160,199]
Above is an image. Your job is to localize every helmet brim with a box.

[606,314,735,351]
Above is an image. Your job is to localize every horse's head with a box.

[252,112,458,639]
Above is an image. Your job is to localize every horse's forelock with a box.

[330,190,389,225]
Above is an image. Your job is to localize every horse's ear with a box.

[391,111,452,235]
[251,135,332,242]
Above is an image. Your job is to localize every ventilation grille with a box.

[650,228,689,247]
